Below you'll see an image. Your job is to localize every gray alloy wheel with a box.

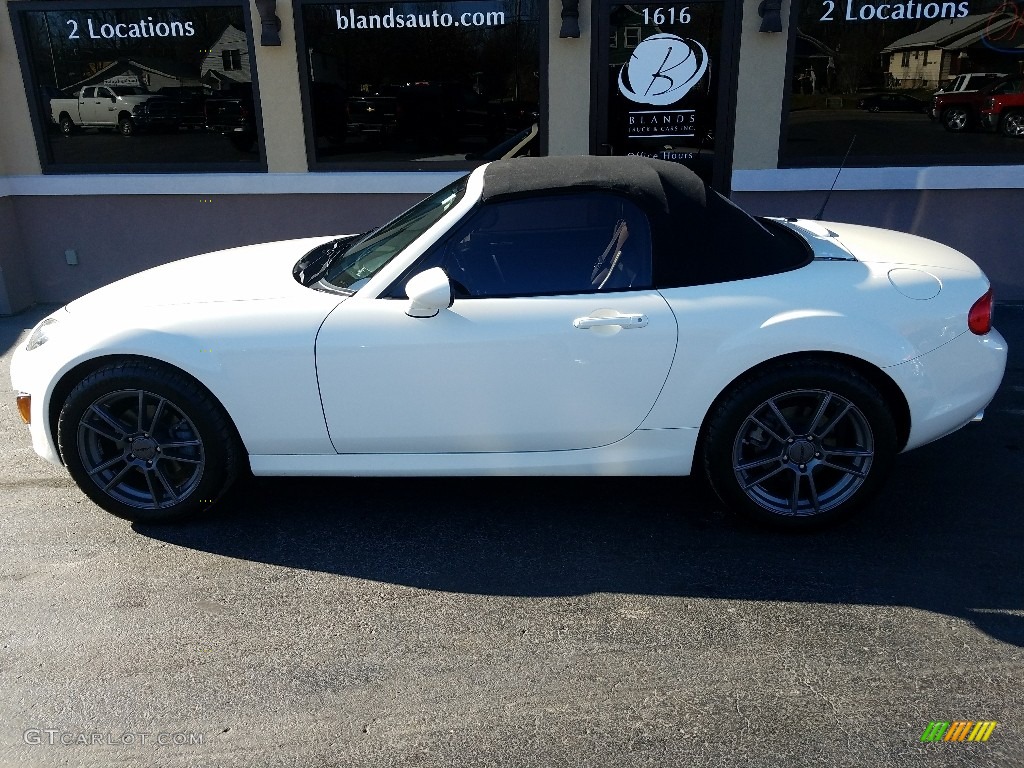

[729,388,874,517]
[703,361,897,529]
[76,389,206,509]
[1001,111,1024,137]
[58,361,240,522]
[942,107,969,132]
[59,114,74,137]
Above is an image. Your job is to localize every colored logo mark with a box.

[920,721,997,742]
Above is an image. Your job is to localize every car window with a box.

[416,193,653,299]
[321,175,468,292]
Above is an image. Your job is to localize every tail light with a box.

[968,288,994,335]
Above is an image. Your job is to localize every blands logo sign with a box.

[617,33,708,106]
[920,721,997,742]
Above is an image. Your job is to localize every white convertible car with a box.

[11,156,1007,528]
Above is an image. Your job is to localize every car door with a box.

[316,192,678,454]
[84,86,113,125]
[78,87,97,124]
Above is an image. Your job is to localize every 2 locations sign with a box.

[64,15,195,39]
[819,0,970,21]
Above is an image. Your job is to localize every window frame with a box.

[384,191,656,300]
[8,0,267,175]
[291,0,548,172]
[777,0,1024,169]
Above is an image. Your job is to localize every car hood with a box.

[778,219,984,275]
[65,236,342,314]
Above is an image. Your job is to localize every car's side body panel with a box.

[644,261,919,429]
[11,242,344,464]
[248,424,696,477]
[886,326,1006,451]
[316,291,678,453]
[640,229,1003,454]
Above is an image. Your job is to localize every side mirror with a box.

[405,267,453,318]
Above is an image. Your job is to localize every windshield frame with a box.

[319,175,469,293]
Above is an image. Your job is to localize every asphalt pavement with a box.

[1,302,1022,768]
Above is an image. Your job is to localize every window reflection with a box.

[782,0,1024,166]
[299,1,542,166]
[14,2,263,170]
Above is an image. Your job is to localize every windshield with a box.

[322,175,469,291]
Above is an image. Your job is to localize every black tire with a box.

[942,106,969,133]
[702,360,896,530]
[59,114,75,137]
[57,361,241,522]
[117,115,135,136]
[1001,111,1024,137]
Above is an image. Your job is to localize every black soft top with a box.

[481,156,811,288]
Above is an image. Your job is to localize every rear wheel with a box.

[58,361,241,522]
[118,115,136,136]
[59,114,75,137]
[702,361,896,530]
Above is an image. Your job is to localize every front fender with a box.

[21,298,338,460]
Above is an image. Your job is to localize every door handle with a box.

[573,313,648,330]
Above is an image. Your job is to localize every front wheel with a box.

[702,361,897,530]
[1001,111,1024,137]
[942,106,969,132]
[58,361,241,522]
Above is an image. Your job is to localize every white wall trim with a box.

[733,166,1024,192]
[0,172,464,198]
[6,165,1021,197]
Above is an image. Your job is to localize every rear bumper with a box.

[886,327,1007,451]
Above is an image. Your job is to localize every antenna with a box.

[815,135,856,221]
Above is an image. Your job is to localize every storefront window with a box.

[600,1,733,187]
[781,0,1024,166]
[10,0,264,172]
[296,0,542,168]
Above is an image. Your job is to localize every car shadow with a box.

[136,352,1024,647]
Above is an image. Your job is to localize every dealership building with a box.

[2,0,1022,314]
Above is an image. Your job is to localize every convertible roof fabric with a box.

[481,156,811,288]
